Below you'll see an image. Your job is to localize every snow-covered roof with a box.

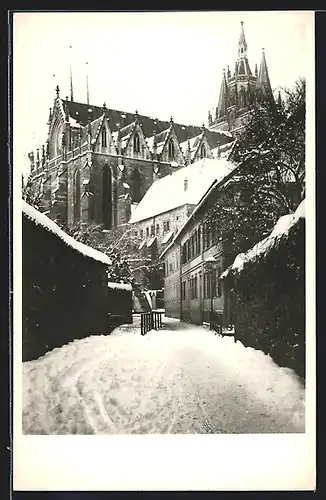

[108,282,132,291]
[129,158,236,224]
[211,140,236,159]
[220,199,305,280]
[22,200,112,267]
[162,230,174,245]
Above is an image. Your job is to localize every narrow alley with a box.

[22,316,305,435]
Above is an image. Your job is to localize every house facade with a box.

[160,164,240,326]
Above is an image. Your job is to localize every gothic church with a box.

[28,21,273,230]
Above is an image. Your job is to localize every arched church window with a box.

[102,127,107,147]
[102,164,112,229]
[132,168,142,203]
[73,169,81,223]
[133,133,140,154]
[168,139,175,160]
[200,144,207,159]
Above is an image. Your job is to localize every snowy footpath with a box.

[22,316,305,434]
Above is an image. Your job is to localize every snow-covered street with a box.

[23,316,305,434]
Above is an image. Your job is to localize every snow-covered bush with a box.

[224,215,305,379]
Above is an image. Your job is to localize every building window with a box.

[151,224,155,236]
[102,164,112,229]
[168,139,175,160]
[140,229,144,238]
[163,220,170,233]
[73,169,80,223]
[217,266,222,297]
[132,168,142,203]
[190,275,198,299]
[134,229,138,237]
[133,133,140,154]
[102,127,107,147]
[146,227,149,237]
[181,281,186,300]
[156,223,160,234]
[169,262,173,273]
[200,144,206,159]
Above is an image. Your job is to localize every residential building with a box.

[160,162,240,325]
[129,157,236,289]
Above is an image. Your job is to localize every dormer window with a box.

[133,133,140,154]
[102,127,107,147]
[168,139,175,160]
[200,144,206,159]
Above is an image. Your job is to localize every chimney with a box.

[184,176,188,192]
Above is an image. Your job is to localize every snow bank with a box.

[22,317,305,435]
[221,199,305,279]
[23,201,112,267]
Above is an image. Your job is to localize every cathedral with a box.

[27,21,273,230]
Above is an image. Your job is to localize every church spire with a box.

[69,46,74,102]
[216,69,228,120]
[238,21,248,59]
[86,61,90,105]
[257,48,272,97]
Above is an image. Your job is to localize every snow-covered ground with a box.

[22,316,305,435]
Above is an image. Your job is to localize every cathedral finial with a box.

[238,20,248,59]
[69,46,74,102]
[55,85,60,98]
[170,116,174,125]
[86,61,90,105]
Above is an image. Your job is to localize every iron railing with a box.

[141,311,163,336]
[209,311,223,335]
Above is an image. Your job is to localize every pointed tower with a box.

[69,46,74,102]
[216,69,228,120]
[238,20,248,59]
[86,61,90,105]
[256,48,273,99]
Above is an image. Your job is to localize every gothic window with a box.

[200,144,207,159]
[132,169,141,203]
[168,139,175,160]
[102,164,112,229]
[133,133,140,154]
[73,169,81,223]
[156,224,160,234]
[102,127,107,147]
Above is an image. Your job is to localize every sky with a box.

[13,10,314,174]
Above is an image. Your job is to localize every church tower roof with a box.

[238,20,248,58]
[216,69,228,119]
[257,48,273,97]
[234,21,253,77]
